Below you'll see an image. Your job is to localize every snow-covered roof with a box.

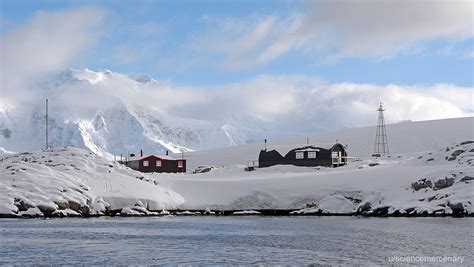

[127,154,180,161]
[294,148,321,152]
[263,143,343,156]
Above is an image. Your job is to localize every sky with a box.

[0,0,473,131]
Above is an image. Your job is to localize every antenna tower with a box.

[45,99,48,149]
[374,102,389,155]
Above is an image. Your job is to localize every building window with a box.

[308,151,317,158]
[295,152,304,159]
[332,151,338,158]
[178,161,183,168]
[143,160,149,167]
[156,160,162,167]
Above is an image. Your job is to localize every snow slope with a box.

[182,117,473,170]
[1,117,472,217]
[153,117,473,215]
[160,141,474,215]
[0,147,183,217]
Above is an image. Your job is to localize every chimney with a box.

[166,150,169,156]
[140,149,143,157]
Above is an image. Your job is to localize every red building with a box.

[123,154,186,173]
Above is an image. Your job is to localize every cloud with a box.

[2,66,472,137]
[305,0,473,61]
[193,0,473,69]
[0,6,106,103]
[57,70,473,131]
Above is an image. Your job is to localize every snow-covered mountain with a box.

[0,69,269,157]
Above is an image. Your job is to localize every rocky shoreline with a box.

[1,207,472,219]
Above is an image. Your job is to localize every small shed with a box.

[123,154,186,173]
[258,143,348,168]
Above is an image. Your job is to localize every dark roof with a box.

[263,143,345,155]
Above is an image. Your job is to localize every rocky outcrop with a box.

[433,178,455,190]
[411,179,432,191]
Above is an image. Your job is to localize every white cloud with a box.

[62,71,472,131]
[0,6,106,103]
[193,0,473,68]
[2,66,472,134]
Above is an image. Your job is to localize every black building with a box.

[258,143,347,168]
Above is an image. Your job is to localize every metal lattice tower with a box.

[374,102,389,155]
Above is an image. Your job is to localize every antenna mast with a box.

[374,102,389,155]
[45,99,48,150]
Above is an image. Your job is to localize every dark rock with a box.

[80,205,90,216]
[54,201,69,210]
[426,158,434,162]
[37,204,56,217]
[460,141,474,146]
[368,163,379,167]
[357,202,371,213]
[411,179,433,191]
[448,149,465,161]
[51,211,67,218]
[372,206,389,216]
[433,177,454,190]
[405,207,416,215]
[68,201,81,212]
[419,210,429,216]
[14,198,35,212]
[390,210,401,216]
[344,196,362,204]
[0,213,20,218]
[448,202,465,216]
[460,176,474,182]
[21,213,42,218]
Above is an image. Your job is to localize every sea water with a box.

[0,217,472,265]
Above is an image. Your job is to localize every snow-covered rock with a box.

[0,147,184,217]
[232,210,261,215]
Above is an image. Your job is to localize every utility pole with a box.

[45,99,48,150]
[374,102,389,155]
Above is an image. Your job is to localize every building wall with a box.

[136,156,186,173]
[125,160,140,171]
[258,144,346,168]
